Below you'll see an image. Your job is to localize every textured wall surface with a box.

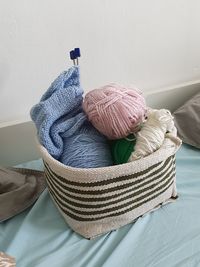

[0,0,200,122]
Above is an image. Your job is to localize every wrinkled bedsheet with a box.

[0,144,200,267]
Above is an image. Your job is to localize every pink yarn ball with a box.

[83,83,147,139]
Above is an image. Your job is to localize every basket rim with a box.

[36,135,182,174]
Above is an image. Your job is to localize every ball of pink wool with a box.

[83,83,147,139]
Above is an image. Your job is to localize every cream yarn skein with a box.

[128,108,176,161]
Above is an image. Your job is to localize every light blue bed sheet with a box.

[0,144,200,267]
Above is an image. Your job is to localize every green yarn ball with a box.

[110,134,136,165]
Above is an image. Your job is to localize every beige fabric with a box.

[173,90,200,149]
[0,252,16,267]
[0,168,46,222]
[37,135,181,238]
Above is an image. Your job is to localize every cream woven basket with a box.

[37,135,181,239]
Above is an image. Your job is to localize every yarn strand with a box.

[83,83,147,139]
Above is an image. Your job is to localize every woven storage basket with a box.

[38,135,181,239]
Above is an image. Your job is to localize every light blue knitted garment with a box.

[30,66,113,168]
[60,121,113,168]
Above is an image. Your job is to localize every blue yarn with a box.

[30,66,113,168]
[60,121,113,168]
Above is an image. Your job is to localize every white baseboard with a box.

[0,121,38,166]
[0,80,200,166]
[145,79,200,111]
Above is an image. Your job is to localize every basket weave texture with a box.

[38,135,181,238]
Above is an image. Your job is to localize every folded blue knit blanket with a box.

[30,66,112,168]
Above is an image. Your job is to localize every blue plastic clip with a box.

[74,48,81,65]
[74,48,81,58]
[69,48,81,65]
[70,50,76,65]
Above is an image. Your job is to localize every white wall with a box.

[0,0,200,123]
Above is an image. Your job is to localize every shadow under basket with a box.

[37,135,182,239]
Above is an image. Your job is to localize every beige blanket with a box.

[0,167,46,222]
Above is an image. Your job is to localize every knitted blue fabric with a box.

[60,121,113,168]
[30,66,83,159]
[30,66,113,168]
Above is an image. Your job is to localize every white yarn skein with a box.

[128,108,176,161]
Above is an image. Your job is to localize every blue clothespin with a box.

[69,48,81,65]
[70,50,76,65]
[74,48,81,65]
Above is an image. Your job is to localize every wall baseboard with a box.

[0,121,38,166]
[145,79,200,111]
[0,81,200,166]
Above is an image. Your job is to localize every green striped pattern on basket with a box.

[44,155,176,221]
